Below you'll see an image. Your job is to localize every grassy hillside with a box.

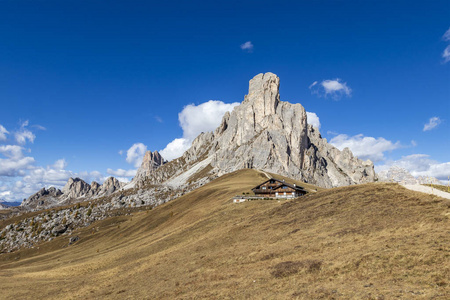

[0,169,449,299]
[422,184,450,194]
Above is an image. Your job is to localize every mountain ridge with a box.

[137,72,376,189]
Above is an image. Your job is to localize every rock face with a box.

[378,166,441,185]
[133,151,167,183]
[62,178,91,199]
[21,187,63,208]
[60,177,124,200]
[21,177,125,209]
[98,177,123,195]
[143,72,376,188]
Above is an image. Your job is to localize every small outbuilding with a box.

[252,178,307,198]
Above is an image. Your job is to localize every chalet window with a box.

[262,187,266,190]
[282,186,288,189]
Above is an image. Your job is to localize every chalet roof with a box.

[252,178,307,192]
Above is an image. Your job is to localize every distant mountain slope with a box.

[378,166,441,185]
[0,169,448,299]
[141,72,375,188]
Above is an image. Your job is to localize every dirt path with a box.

[257,169,271,179]
[401,184,450,200]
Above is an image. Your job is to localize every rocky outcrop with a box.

[20,187,63,209]
[21,177,125,210]
[144,72,376,188]
[98,177,123,196]
[133,151,167,183]
[62,178,92,199]
[60,177,124,200]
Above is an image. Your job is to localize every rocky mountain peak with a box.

[20,186,62,208]
[99,177,123,195]
[147,72,376,189]
[245,72,280,120]
[62,177,90,197]
[133,150,167,182]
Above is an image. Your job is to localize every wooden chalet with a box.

[252,178,307,198]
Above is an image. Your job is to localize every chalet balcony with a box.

[252,189,276,194]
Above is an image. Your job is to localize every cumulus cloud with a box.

[160,138,191,161]
[0,124,8,141]
[107,168,137,177]
[240,41,254,52]
[375,154,450,182]
[330,134,401,162]
[306,111,321,129]
[0,122,113,202]
[160,100,239,160]
[310,79,352,100]
[126,143,148,167]
[0,145,35,176]
[15,120,36,145]
[179,100,240,140]
[22,160,74,189]
[423,117,441,131]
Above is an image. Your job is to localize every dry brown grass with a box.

[423,184,450,194]
[0,170,449,299]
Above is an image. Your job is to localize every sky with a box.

[0,0,449,202]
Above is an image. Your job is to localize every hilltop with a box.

[0,169,448,299]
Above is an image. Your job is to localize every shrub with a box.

[87,208,92,216]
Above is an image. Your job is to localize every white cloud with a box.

[107,168,136,177]
[179,100,240,140]
[15,120,36,145]
[330,134,401,162]
[160,100,239,160]
[310,78,352,100]
[423,117,441,131]
[240,41,254,52]
[0,156,35,177]
[0,145,35,176]
[126,143,148,167]
[0,145,25,159]
[32,124,46,131]
[160,138,191,161]
[306,111,321,129]
[443,27,450,41]
[76,170,105,184]
[442,45,450,63]
[0,123,112,202]
[375,154,450,182]
[308,81,318,89]
[0,124,8,141]
[22,160,74,189]
[52,158,67,170]
[118,150,124,155]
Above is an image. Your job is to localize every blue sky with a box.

[0,0,449,201]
